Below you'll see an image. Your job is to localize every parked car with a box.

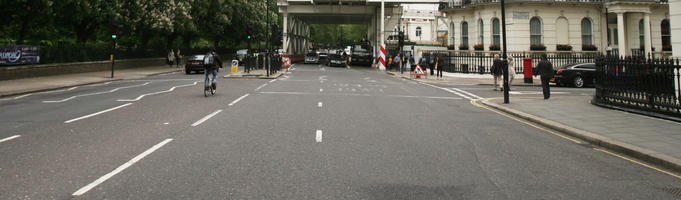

[327,54,346,67]
[551,63,596,88]
[304,52,319,64]
[318,52,328,60]
[185,54,205,74]
[236,49,248,60]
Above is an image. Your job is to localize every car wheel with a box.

[573,76,584,88]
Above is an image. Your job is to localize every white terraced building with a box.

[439,0,673,57]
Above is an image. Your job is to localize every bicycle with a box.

[204,71,215,97]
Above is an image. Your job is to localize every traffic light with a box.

[271,24,282,46]
[248,35,251,40]
[110,21,121,40]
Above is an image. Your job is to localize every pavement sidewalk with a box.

[482,94,681,173]
[386,69,681,173]
[0,66,182,97]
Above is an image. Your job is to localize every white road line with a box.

[0,135,21,144]
[316,130,323,142]
[318,102,323,107]
[420,82,480,100]
[117,81,198,102]
[228,94,250,106]
[72,138,173,196]
[451,88,483,99]
[269,79,277,83]
[44,82,151,103]
[338,88,342,91]
[191,110,223,127]
[64,103,133,124]
[320,88,324,92]
[442,88,474,100]
[254,83,268,91]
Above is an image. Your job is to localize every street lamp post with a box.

[501,0,510,104]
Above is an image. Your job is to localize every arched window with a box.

[450,23,456,46]
[491,18,500,45]
[461,21,469,46]
[416,27,422,37]
[662,19,671,49]
[581,18,593,45]
[530,17,542,45]
[478,19,484,45]
[639,19,645,48]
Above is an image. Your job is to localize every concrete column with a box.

[617,12,627,57]
[672,0,681,57]
[283,13,289,54]
[644,13,652,57]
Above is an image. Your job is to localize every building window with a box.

[416,27,422,37]
[492,18,500,45]
[614,28,618,45]
[639,19,645,48]
[461,21,469,45]
[607,28,611,46]
[662,19,671,48]
[478,19,484,45]
[581,18,593,45]
[530,17,542,45]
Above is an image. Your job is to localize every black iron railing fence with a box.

[594,56,681,118]
[421,50,600,74]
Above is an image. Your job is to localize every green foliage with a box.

[310,24,367,47]
[0,0,281,51]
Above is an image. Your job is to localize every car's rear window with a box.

[190,55,204,60]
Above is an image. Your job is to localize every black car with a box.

[327,54,346,67]
[185,54,205,74]
[551,63,596,88]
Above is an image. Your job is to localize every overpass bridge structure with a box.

[277,0,440,69]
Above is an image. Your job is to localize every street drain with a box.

[662,187,681,197]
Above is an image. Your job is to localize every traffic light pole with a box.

[501,0,510,104]
[266,0,270,77]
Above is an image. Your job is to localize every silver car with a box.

[304,53,319,64]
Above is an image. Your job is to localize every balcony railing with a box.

[439,0,667,11]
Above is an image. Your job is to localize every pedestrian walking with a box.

[167,49,175,67]
[536,54,554,99]
[437,53,444,78]
[491,55,503,91]
[429,52,435,76]
[394,54,401,72]
[388,55,393,71]
[409,54,415,72]
[506,55,516,90]
[175,49,182,67]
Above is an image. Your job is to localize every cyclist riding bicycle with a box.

[204,48,223,90]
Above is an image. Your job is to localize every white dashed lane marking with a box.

[64,103,133,124]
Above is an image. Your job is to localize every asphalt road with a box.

[1,63,680,199]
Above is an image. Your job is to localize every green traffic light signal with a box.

[248,35,251,39]
[112,34,117,39]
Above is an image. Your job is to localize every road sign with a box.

[231,60,238,73]
[412,64,425,75]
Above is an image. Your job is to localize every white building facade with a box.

[440,0,672,57]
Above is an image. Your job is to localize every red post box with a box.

[523,57,533,83]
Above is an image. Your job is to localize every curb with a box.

[479,99,681,174]
[0,69,182,98]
